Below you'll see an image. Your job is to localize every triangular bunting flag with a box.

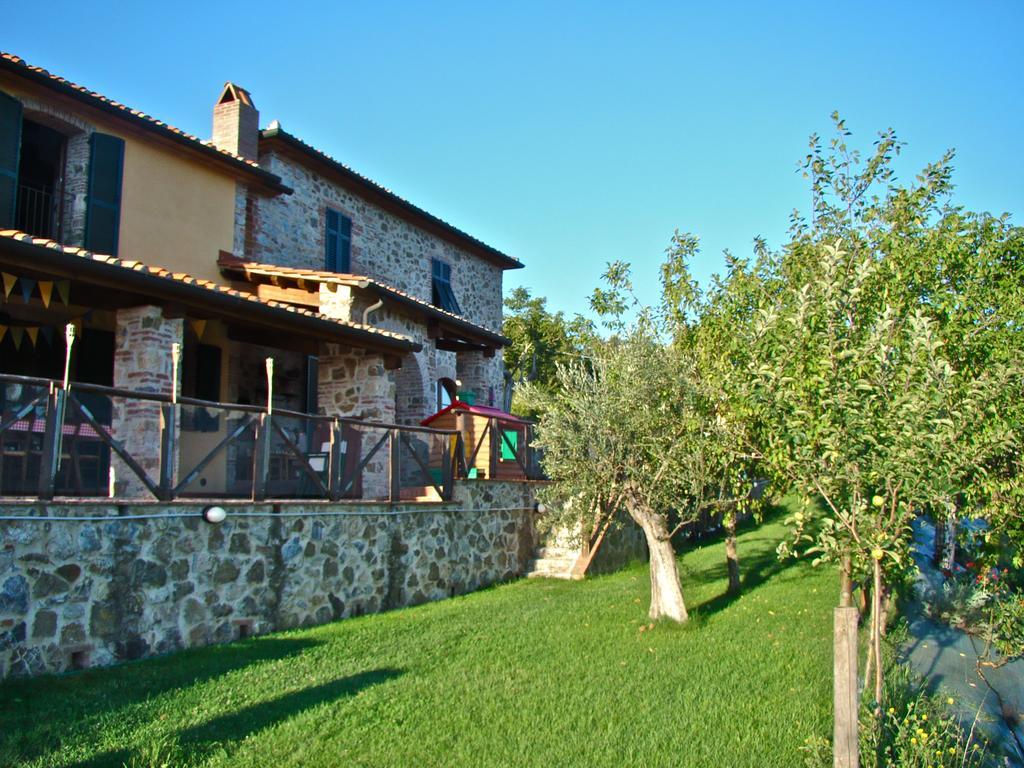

[40,326,54,345]
[2,273,15,300]
[38,281,53,308]
[190,318,207,340]
[56,280,70,306]
[25,327,38,346]
[10,326,24,350]
[19,278,35,304]
[0,325,6,344]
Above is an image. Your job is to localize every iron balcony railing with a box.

[14,184,73,242]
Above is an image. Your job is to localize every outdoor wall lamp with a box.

[202,506,227,524]
[534,501,547,514]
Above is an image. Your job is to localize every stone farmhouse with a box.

[0,52,523,500]
[0,53,644,679]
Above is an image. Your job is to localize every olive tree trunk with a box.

[724,511,741,595]
[628,501,688,622]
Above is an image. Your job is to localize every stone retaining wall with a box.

[0,480,539,679]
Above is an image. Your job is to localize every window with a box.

[431,258,461,314]
[500,429,518,461]
[437,377,457,410]
[325,209,351,272]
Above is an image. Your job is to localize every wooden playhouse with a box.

[422,401,533,480]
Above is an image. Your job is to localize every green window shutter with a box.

[84,133,125,255]
[325,209,339,270]
[325,209,351,272]
[500,429,518,461]
[0,90,22,229]
[431,258,462,314]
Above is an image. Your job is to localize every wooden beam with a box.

[227,325,319,354]
[436,339,489,353]
[255,284,320,308]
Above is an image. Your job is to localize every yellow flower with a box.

[911,738,918,745]
[888,707,896,714]
[948,747,956,755]
[946,697,954,705]
[921,714,928,721]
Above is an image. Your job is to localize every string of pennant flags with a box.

[1,272,71,308]
[0,271,77,350]
[0,271,210,349]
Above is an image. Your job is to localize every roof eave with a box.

[259,128,524,270]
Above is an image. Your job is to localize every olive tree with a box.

[527,315,697,621]
[662,234,769,594]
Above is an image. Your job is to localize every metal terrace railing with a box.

[0,371,466,503]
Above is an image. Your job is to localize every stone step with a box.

[536,546,580,559]
[524,556,580,580]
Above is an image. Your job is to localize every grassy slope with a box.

[0,517,836,768]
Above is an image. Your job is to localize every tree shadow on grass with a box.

[65,667,404,768]
[1,636,322,767]
[690,538,800,619]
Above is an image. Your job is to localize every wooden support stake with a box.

[328,421,344,501]
[441,433,455,501]
[833,605,860,768]
[389,429,401,502]
[37,389,64,500]
[488,418,499,479]
[252,413,272,502]
[158,402,178,501]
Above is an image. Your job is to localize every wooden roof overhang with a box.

[0,233,420,362]
[218,256,510,357]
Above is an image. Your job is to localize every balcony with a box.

[14,183,71,242]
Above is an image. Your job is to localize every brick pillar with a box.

[318,343,396,499]
[62,131,91,247]
[111,306,183,498]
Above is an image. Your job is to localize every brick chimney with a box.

[212,83,258,160]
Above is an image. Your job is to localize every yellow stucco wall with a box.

[116,136,236,283]
[0,75,237,283]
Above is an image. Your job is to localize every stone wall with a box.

[252,152,505,334]
[0,480,537,679]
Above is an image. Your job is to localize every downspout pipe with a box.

[362,298,384,325]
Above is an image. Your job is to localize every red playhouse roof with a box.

[421,401,532,427]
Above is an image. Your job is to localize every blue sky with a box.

[6,1,1022,318]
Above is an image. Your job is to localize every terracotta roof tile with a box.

[0,230,415,346]
[0,53,289,194]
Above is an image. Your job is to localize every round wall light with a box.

[534,501,547,515]
[202,506,227,524]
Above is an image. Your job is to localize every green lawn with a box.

[0,516,836,768]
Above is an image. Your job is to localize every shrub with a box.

[801,666,991,768]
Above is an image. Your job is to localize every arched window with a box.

[437,377,457,410]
